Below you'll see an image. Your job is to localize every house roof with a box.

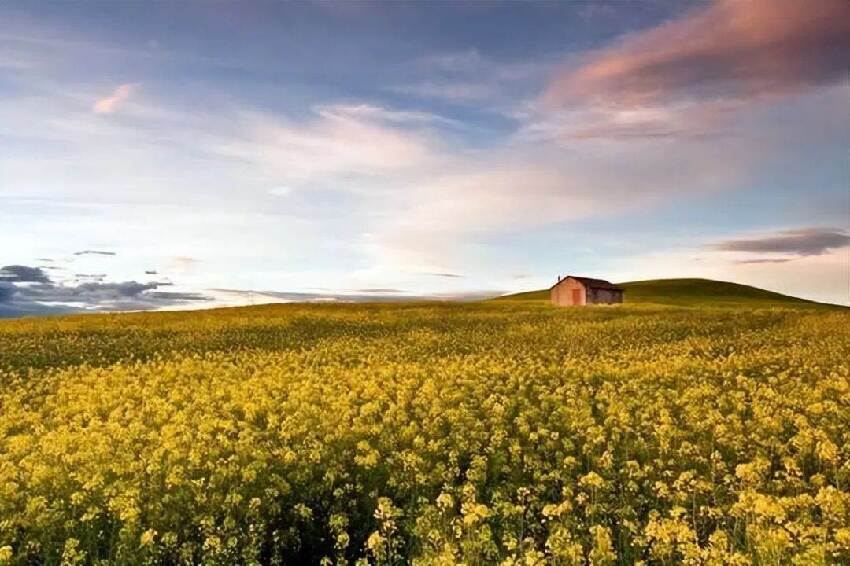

[551,276,623,291]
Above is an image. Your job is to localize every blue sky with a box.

[1,0,848,315]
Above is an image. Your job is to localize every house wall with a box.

[550,278,585,306]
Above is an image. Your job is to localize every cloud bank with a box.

[0,265,51,283]
[0,264,211,318]
[712,227,850,257]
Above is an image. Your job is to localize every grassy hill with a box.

[496,277,823,307]
[618,278,816,306]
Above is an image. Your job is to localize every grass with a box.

[496,277,835,307]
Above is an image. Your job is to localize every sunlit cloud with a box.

[539,0,850,142]
[92,83,136,114]
[209,104,442,187]
[544,0,850,108]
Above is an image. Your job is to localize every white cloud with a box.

[208,104,443,187]
[92,83,136,114]
[313,103,464,128]
[268,186,293,197]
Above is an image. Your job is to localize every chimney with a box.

[558,275,561,282]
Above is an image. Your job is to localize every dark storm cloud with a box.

[0,265,51,283]
[425,272,463,278]
[145,270,158,275]
[73,250,117,256]
[713,228,850,257]
[0,282,15,302]
[0,264,212,318]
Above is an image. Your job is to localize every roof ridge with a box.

[551,275,624,291]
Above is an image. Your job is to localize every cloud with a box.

[734,258,794,265]
[93,83,136,114]
[170,256,200,269]
[0,265,51,283]
[73,250,116,256]
[40,281,209,311]
[425,272,463,279]
[0,282,16,303]
[211,288,501,304]
[540,99,743,141]
[536,0,850,142]
[0,264,211,318]
[544,0,850,109]
[268,186,293,197]
[712,227,850,257]
[211,104,440,186]
[364,130,751,272]
[314,103,464,128]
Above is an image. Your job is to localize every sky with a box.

[1,0,848,316]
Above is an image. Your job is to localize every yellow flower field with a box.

[0,303,848,564]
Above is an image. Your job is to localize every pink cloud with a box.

[544,0,850,109]
[92,83,136,114]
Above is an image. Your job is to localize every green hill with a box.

[618,278,816,306]
[496,278,823,307]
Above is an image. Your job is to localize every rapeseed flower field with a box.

[0,302,848,564]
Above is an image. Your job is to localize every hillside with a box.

[496,277,821,306]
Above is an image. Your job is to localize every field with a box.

[1,298,849,564]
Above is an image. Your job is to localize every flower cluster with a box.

[0,303,848,564]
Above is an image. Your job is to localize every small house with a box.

[550,276,623,306]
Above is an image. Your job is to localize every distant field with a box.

[1,301,849,564]
[497,277,826,307]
